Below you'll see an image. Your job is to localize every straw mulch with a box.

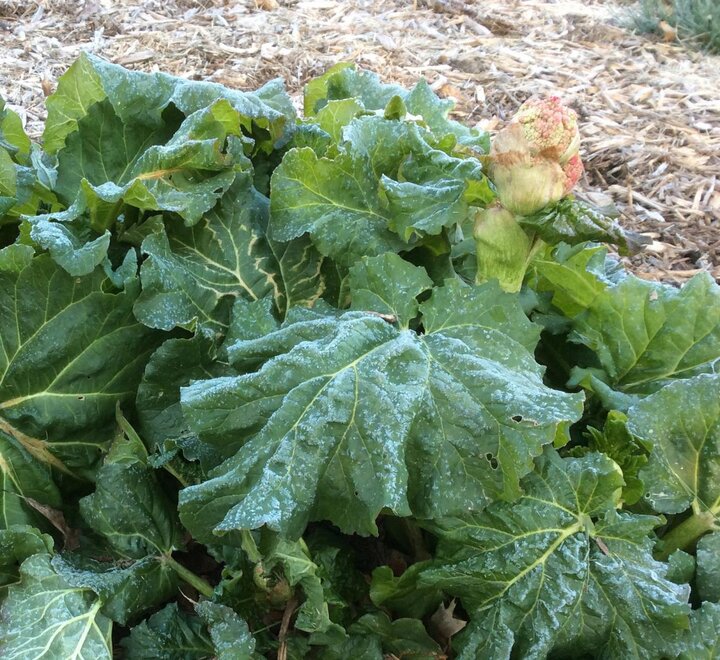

[1,0,718,282]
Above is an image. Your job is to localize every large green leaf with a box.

[44,53,294,157]
[531,243,614,318]
[122,603,214,660]
[134,177,274,335]
[270,116,491,266]
[630,374,719,519]
[0,553,113,659]
[0,430,62,530]
[136,335,233,454]
[178,265,583,539]
[303,63,488,149]
[383,147,492,241]
[679,602,720,660]
[133,174,326,335]
[519,198,631,250]
[0,247,162,471]
[269,146,403,265]
[0,97,31,160]
[53,99,251,231]
[568,273,720,398]
[348,253,433,327]
[52,553,178,626]
[627,374,720,562]
[0,525,54,589]
[79,414,182,558]
[697,532,720,603]
[419,450,691,659]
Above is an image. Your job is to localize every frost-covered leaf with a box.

[697,533,720,603]
[52,99,251,232]
[133,174,326,335]
[52,553,178,625]
[269,146,403,265]
[519,198,631,250]
[569,272,720,397]
[419,450,691,660]
[0,553,113,660]
[382,146,491,241]
[136,335,233,455]
[134,177,272,334]
[0,250,163,470]
[304,63,488,149]
[581,411,650,505]
[382,174,468,242]
[267,233,327,314]
[630,374,719,519]
[178,275,582,539]
[679,602,720,660]
[195,601,256,659]
[348,253,433,327]
[270,115,491,265]
[79,415,182,558]
[0,525,53,588]
[25,213,111,277]
[44,53,293,157]
[122,603,213,660]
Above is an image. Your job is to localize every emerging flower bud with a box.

[513,96,580,163]
[490,97,583,216]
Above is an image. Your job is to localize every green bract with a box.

[0,57,716,658]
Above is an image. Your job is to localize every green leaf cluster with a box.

[0,57,717,658]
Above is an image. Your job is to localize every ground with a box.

[1,0,718,282]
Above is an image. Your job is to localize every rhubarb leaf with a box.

[419,451,691,659]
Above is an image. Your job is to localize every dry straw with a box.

[1,0,718,281]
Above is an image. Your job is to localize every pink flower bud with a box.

[490,97,583,216]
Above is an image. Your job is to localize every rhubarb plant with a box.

[0,56,717,659]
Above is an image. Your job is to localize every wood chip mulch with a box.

[1,0,718,283]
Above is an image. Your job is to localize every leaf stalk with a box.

[163,555,214,598]
[654,510,716,561]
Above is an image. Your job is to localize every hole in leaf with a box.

[485,453,493,461]
[490,458,499,470]
[511,415,523,423]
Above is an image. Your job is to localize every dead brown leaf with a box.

[24,498,80,551]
